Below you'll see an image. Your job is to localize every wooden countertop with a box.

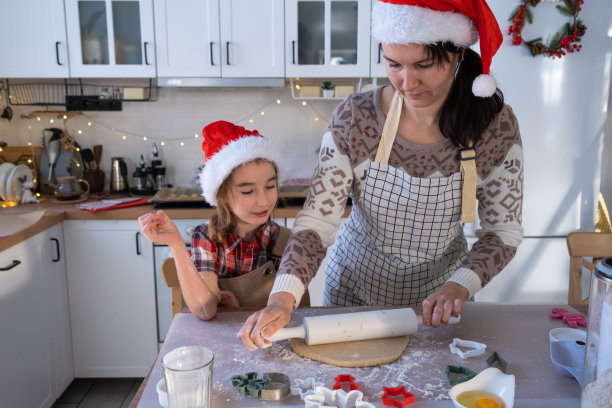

[134,303,582,407]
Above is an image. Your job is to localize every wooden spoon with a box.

[93,145,102,170]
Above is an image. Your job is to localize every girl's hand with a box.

[219,291,240,308]
[421,282,469,327]
[138,210,183,247]
[237,292,295,350]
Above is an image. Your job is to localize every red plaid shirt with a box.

[191,219,282,278]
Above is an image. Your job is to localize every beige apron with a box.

[217,226,290,307]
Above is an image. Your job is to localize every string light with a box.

[49,118,54,123]
[77,129,82,134]
[87,121,92,126]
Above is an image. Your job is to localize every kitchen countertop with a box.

[0,194,332,252]
[134,303,582,408]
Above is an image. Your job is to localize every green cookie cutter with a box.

[445,365,478,386]
[231,372,269,397]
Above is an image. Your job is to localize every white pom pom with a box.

[472,74,497,97]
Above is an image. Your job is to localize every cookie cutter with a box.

[445,365,478,386]
[550,308,587,328]
[231,372,269,397]
[261,372,291,401]
[304,385,375,408]
[381,386,416,407]
[449,338,487,359]
[486,351,508,373]
[333,374,360,391]
[291,377,324,400]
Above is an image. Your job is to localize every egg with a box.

[456,390,504,408]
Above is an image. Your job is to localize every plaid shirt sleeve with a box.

[191,224,218,275]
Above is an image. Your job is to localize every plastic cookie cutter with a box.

[381,386,416,407]
[333,374,360,391]
[291,377,324,400]
[449,338,487,359]
[231,372,269,397]
[261,372,291,401]
[550,308,588,328]
[486,351,508,373]
[445,365,478,386]
[304,385,375,408]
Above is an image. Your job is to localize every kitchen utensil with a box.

[54,176,90,201]
[110,157,129,193]
[47,139,60,185]
[81,148,95,170]
[267,308,460,345]
[550,340,584,384]
[93,145,103,169]
[0,162,15,201]
[449,367,515,408]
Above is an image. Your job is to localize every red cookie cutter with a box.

[332,374,359,391]
[550,308,587,328]
[381,386,415,407]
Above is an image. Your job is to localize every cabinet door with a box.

[42,225,74,398]
[154,0,221,78]
[285,0,370,78]
[64,220,157,377]
[0,0,69,78]
[370,39,386,78]
[65,0,156,77]
[0,238,54,408]
[219,0,284,78]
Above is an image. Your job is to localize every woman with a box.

[239,0,523,349]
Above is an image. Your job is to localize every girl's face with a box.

[383,43,458,111]
[227,160,278,238]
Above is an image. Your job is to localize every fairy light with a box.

[161,141,165,146]
[276,99,281,104]
[27,141,32,146]
[27,125,32,129]
[62,114,68,120]
[49,118,54,123]
[122,135,127,140]
[36,116,40,121]
[249,119,254,123]
[302,101,307,106]
[143,136,148,141]
[78,129,82,134]
[87,121,92,126]
[180,141,184,146]
[260,111,265,116]
[315,117,319,121]
[194,133,198,138]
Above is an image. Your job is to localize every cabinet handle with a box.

[292,41,296,64]
[0,260,21,271]
[226,42,230,65]
[51,238,60,262]
[377,43,382,64]
[144,42,150,65]
[209,42,214,66]
[55,41,62,66]
[136,232,141,255]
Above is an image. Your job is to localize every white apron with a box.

[324,91,470,306]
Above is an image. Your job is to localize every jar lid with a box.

[594,257,612,282]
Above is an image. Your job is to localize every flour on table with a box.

[582,367,612,408]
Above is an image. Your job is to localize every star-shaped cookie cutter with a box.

[231,372,269,397]
[333,374,360,391]
[291,377,324,400]
[445,365,478,386]
[449,338,487,359]
[304,385,375,408]
[381,386,416,407]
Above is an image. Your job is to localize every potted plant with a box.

[321,81,335,98]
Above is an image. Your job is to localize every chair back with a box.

[566,232,612,307]
[161,257,183,319]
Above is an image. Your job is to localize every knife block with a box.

[84,169,105,193]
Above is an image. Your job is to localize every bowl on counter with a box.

[449,367,515,408]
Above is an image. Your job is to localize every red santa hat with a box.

[371,0,502,97]
[199,120,282,206]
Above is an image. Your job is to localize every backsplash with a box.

[0,84,341,188]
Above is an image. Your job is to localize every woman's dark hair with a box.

[425,42,504,149]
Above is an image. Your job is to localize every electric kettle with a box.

[110,157,129,193]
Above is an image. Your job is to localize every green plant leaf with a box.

[556,5,574,16]
[508,6,520,21]
[525,7,533,24]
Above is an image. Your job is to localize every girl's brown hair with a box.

[207,159,279,244]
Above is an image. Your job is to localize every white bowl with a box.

[156,377,168,408]
[549,327,587,345]
[450,367,515,408]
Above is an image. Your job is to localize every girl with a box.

[139,120,291,320]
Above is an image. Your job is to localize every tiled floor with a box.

[51,378,143,408]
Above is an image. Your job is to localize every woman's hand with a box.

[421,282,469,327]
[138,210,183,247]
[237,292,295,350]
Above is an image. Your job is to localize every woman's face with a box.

[227,160,278,237]
[383,43,458,110]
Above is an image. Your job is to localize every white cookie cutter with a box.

[304,385,375,408]
[449,338,487,359]
[291,377,324,400]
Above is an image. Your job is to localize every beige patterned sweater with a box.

[272,86,524,305]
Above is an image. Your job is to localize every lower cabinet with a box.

[63,220,157,377]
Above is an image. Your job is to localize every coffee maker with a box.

[110,157,129,193]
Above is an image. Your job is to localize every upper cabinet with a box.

[370,40,386,78]
[154,0,284,81]
[64,0,156,77]
[0,0,69,78]
[285,0,371,78]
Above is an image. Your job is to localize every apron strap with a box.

[272,226,291,257]
[375,91,403,164]
[460,148,477,223]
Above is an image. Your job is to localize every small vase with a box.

[322,89,335,98]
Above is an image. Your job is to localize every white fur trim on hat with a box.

[371,1,478,46]
[199,136,282,207]
[472,73,497,97]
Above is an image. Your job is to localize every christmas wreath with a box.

[508,0,586,58]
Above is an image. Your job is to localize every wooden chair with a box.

[566,232,612,308]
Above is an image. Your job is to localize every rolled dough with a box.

[289,336,410,368]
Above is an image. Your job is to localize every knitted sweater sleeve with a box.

[447,105,524,297]
[271,99,355,305]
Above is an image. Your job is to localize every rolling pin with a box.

[267,308,460,345]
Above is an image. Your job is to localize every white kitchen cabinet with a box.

[285,0,371,78]
[0,0,70,78]
[154,0,284,81]
[370,39,386,78]
[64,0,156,77]
[63,220,157,377]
